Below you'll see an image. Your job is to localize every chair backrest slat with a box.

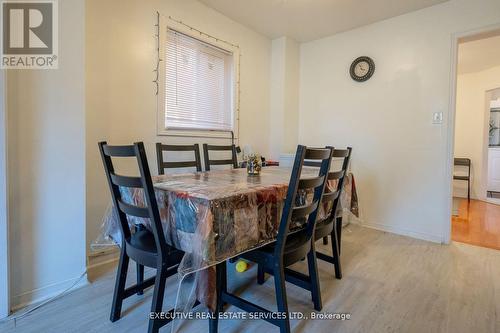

[291,202,319,220]
[274,145,333,257]
[209,159,238,166]
[322,189,340,203]
[156,143,202,174]
[162,161,199,169]
[298,176,325,190]
[328,170,345,180]
[102,144,136,157]
[454,158,471,166]
[110,173,143,188]
[203,144,238,171]
[117,199,150,218]
[304,161,322,167]
[332,149,350,158]
[204,145,234,151]
[305,148,332,160]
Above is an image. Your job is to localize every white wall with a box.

[299,0,500,243]
[269,37,300,160]
[283,38,300,154]
[86,0,272,254]
[7,0,86,308]
[269,38,286,159]
[454,66,500,200]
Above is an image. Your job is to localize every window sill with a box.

[157,128,238,139]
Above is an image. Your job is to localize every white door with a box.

[488,148,500,192]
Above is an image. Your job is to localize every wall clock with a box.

[350,56,375,82]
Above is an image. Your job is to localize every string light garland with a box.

[166,15,240,49]
[152,11,161,96]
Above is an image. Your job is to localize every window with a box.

[164,28,234,132]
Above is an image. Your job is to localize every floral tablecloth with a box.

[99,167,358,314]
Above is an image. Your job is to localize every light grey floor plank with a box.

[1,225,499,333]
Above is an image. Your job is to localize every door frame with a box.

[0,69,9,318]
[445,23,500,244]
[485,88,500,205]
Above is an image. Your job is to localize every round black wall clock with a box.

[350,56,375,82]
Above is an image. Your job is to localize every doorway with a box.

[450,29,500,250]
[486,88,500,204]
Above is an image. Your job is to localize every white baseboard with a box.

[11,248,119,312]
[87,246,118,261]
[11,273,88,312]
[350,218,444,244]
[87,255,119,272]
[86,247,119,283]
[453,194,479,201]
[486,197,500,206]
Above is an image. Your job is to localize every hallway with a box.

[452,199,500,250]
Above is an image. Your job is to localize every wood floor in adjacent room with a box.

[452,198,500,250]
[1,224,500,333]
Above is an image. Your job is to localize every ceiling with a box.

[458,33,500,75]
[199,0,449,42]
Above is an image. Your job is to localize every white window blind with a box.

[165,29,233,131]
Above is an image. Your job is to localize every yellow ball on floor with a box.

[235,260,248,272]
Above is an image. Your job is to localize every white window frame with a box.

[157,17,240,139]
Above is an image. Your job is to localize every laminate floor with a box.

[1,224,499,333]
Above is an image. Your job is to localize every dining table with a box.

[98,166,358,323]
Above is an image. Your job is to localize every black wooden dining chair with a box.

[99,141,185,333]
[156,143,202,174]
[202,144,238,171]
[313,147,352,280]
[209,145,333,333]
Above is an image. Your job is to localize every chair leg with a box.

[221,261,227,296]
[110,248,129,322]
[336,217,343,255]
[137,263,144,295]
[210,261,226,333]
[331,228,342,280]
[273,265,291,333]
[148,266,168,333]
[257,264,265,285]
[467,179,470,202]
[307,247,323,311]
[322,236,328,245]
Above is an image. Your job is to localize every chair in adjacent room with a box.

[453,157,471,202]
[99,141,185,333]
[156,143,202,174]
[202,144,238,171]
[209,145,333,333]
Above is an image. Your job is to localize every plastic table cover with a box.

[96,167,358,328]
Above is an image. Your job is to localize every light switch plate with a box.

[432,112,443,124]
